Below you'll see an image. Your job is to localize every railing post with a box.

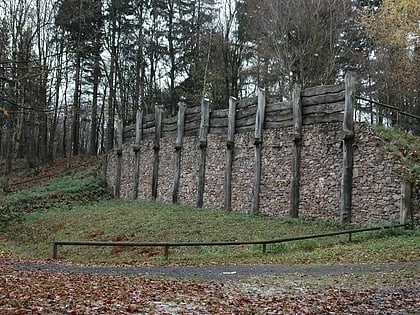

[53,243,58,259]
[164,245,169,259]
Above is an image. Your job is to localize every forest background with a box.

[0,0,419,174]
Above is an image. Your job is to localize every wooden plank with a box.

[301,90,345,106]
[236,116,257,129]
[172,103,186,204]
[302,101,344,115]
[290,84,302,218]
[237,96,258,109]
[162,123,178,133]
[224,97,237,211]
[184,120,201,133]
[264,112,293,123]
[340,72,355,225]
[184,112,201,124]
[236,106,257,120]
[265,101,292,113]
[251,89,266,215]
[301,83,345,97]
[210,108,228,118]
[185,105,201,115]
[197,97,210,208]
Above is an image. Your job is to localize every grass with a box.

[1,198,418,265]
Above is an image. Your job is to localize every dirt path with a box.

[10,258,419,281]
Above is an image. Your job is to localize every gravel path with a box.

[11,259,419,280]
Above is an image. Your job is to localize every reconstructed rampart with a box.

[106,74,418,225]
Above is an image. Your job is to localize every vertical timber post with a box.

[115,119,123,198]
[400,180,412,225]
[197,97,209,208]
[224,97,237,211]
[340,72,355,225]
[152,105,163,200]
[172,102,186,204]
[251,89,266,215]
[290,84,302,218]
[132,110,143,199]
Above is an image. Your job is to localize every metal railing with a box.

[52,224,410,260]
[355,96,420,133]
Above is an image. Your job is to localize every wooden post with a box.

[172,102,186,204]
[132,110,142,199]
[152,105,163,200]
[400,180,412,225]
[290,84,302,218]
[224,97,237,211]
[251,89,266,215]
[115,119,123,198]
[197,97,209,208]
[340,72,355,225]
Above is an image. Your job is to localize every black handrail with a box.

[52,224,410,260]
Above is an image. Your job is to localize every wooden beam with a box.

[290,84,302,218]
[340,72,355,225]
[224,97,237,211]
[197,97,209,208]
[172,102,186,204]
[251,89,266,215]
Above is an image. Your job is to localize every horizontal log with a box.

[163,115,178,125]
[210,116,228,128]
[265,113,293,123]
[237,96,258,109]
[301,83,345,97]
[143,120,155,130]
[302,91,345,106]
[143,126,155,135]
[265,120,293,129]
[236,116,256,129]
[302,101,344,115]
[185,112,201,124]
[210,108,228,119]
[185,105,201,115]
[236,106,257,120]
[265,101,292,113]
[184,120,201,132]
[302,112,343,125]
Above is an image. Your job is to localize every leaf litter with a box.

[1,253,419,314]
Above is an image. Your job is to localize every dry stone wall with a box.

[106,122,416,225]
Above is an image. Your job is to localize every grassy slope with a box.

[1,196,418,265]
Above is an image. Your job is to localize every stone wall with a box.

[106,121,417,225]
